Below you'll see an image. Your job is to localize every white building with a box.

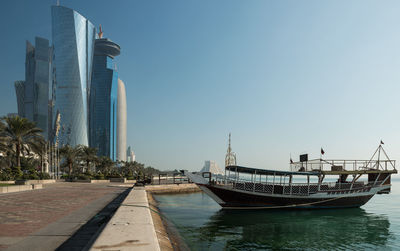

[200,161,224,175]
[117,78,127,161]
[127,146,135,162]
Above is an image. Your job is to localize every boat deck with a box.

[321,170,397,175]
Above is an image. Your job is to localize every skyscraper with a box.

[14,37,52,140]
[14,81,25,117]
[127,146,135,163]
[51,5,95,146]
[89,26,120,160]
[117,78,127,161]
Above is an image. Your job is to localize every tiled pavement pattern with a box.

[0,182,128,250]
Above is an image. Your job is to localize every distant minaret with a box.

[225,133,237,167]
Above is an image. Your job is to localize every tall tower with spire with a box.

[89,25,121,160]
[225,133,237,167]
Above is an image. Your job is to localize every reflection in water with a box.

[155,191,396,251]
[196,208,392,250]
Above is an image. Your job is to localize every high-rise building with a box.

[14,37,52,140]
[127,146,135,162]
[51,5,95,146]
[14,6,129,160]
[14,81,25,116]
[117,78,127,161]
[89,26,120,160]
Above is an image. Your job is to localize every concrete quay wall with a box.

[90,188,160,251]
[90,184,201,250]
[72,180,110,183]
[109,178,137,183]
[145,183,200,194]
[0,184,43,194]
[15,179,56,185]
[0,180,16,184]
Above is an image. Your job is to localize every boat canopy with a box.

[225,165,320,176]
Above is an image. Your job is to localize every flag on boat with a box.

[290,158,294,164]
[381,140,384,145]
[321,148,325,155]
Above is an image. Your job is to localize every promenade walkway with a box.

[0,182,129,251]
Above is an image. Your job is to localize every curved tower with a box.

[117,79,127,161]
[51,5,95,146]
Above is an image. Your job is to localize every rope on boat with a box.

[222,195,353,210]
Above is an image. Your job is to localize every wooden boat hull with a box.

[198,184,376,209]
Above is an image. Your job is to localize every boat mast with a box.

[365,141,395,170]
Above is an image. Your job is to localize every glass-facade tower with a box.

[89,37,120,160]
[14,37,52,140]
[14,81,25,117]
[51,5,95,146]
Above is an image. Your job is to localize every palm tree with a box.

[0,121,7,153]
[121,161,134,177]
[0,123,13,170]
[96,156,115,176]
[59,145,79,176]
[0,122,10,167]
[77,145,98,172]
[0,116,44,167]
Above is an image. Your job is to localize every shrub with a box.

[106,171,122,179]
[83,171,95,179]
[12,166,23,180]
[77,174,91,180]
[28,173,40,180]
[38,172,51,180]
[0,168,13,181]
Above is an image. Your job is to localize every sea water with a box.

[154,178,400,250]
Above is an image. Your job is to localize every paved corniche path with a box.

[90,187,161,251]
[0,182,129,251]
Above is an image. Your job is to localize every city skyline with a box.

[2,0,400,171]
[12,4,130,162]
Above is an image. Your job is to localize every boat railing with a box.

[290,159,396,172]
[214,176,380,196]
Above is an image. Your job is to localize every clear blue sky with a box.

[1,0,400,171]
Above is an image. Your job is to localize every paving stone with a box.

[0,182,128,251]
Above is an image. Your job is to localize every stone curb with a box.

[89,188,161,251]
[0,184,43,194]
